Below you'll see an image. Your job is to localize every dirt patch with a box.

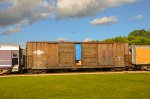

[0,71,150,78]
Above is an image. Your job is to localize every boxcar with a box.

[0,44,21,74]
[131,45,150,70]
[26,42,130,73]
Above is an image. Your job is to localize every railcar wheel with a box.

[0,68,11,75]
[112,67,126,71]
[33,70,40,74]
[140,66,149,71]
[28,69,34,74]
[28,69,47,74]
[122,67,126,71]
[41,70,47,73]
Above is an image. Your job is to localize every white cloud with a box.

[0,0,55,35]
[90,16,118,25]
[29,13,50,24]
[0,0,55,27]
[0,19,29,35]
[0,27,21,35]
[57,0,138,19]
[0,0,139,35]
[131,15,143,20]
[57,38,68,42]
[83,38,93,42]
[16,19,28,27]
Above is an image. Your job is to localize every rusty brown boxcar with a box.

[26,42,129,73]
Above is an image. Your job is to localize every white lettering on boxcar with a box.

[33,50,44,55]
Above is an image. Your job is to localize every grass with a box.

[0,73,150,99]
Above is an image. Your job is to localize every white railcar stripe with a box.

[0,46,19,50]
[0,65,11,66]
[0,60,11,61]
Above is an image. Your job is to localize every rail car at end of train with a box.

[130,45,150,71]
[0,44,25,74]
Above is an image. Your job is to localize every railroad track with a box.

[0,71,150,78]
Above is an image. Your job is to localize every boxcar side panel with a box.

[34,42,47,69]
[27,42,48,69]
[82,44,98,66]
[114,43,129,66]
[47,43,58,67]
[98,44,114,66]
[59,43,75,66]
[115,43,124,66]
[124,43,129,55]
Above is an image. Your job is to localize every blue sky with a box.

[0,0,149,46]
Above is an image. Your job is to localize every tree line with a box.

[96,29,150,45]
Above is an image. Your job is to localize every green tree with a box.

[102,29,150,45]
[104,36,128,43]
[128,29,150,38]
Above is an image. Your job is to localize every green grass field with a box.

[0,73,150,99]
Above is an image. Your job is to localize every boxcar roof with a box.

[27,41,128,44]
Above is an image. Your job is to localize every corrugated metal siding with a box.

[98,44,114,66]
[82,44,98,66]
[59,43,75,66]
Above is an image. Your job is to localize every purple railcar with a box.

[0,44,20,74]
